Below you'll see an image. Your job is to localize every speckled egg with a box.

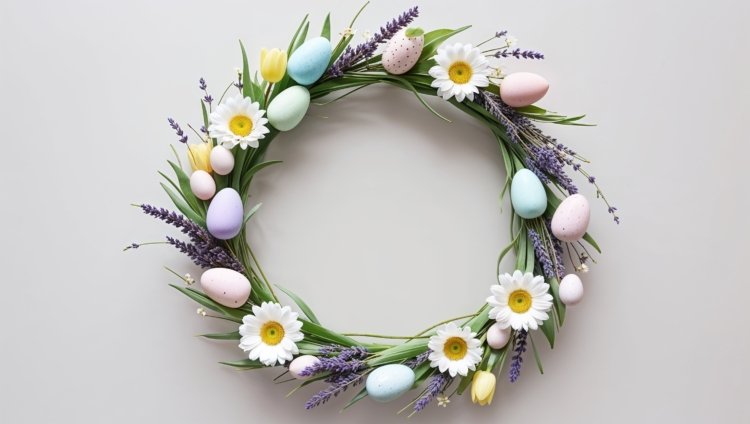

[510,169,548,219]
[366,364,415,403]
[382,28,424,75]
[189,170,215,200]
[289,355,320,380]
[210,146,235,175]
[500,72,549,108]
[267,85,310,131]
[559,274,584,306]
[486,322,512,349]
[551,194,590,242]
[206,188,244,240]
[287,37,332,85]
[200,267,251,308]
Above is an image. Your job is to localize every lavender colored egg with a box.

[206,188,244,240]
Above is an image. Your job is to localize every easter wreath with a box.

[130,4,618,414]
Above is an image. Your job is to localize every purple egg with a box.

[206,188,244,240]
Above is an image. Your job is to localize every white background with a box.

[1,0,748,422]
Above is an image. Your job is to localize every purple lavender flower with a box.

[167,118,188,143]
[528,228,556,278]
[304,372,363,409]
[495,48,545,60]
[527,146,578,195]
[198,77,213,106]
[298,355,366,377]
[495,30,508,38]
[199,125,207,134]
[198,78,207,90]
[405,351,429,368]
[509,330,528,383]
[545,220,567,277]
[414,372,451,412]
[327,6,419,77]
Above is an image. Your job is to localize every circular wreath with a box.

[130,4,618,414]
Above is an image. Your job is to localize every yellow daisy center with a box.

[509,290,532,313]
[229,115,253,137]
[260,321,285,345]
[443,337,468,360]
[448,61,473,84]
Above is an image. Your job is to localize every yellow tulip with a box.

[471,371,496,406]
[188,142,213,173]
[260,48,287,83]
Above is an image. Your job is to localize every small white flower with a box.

[504,35,518,47]
[428,43,491,102]
[208,94,270,150]
[361,30,372,41]
[437,394,450,407]
[487,270,553,331]
[184,273,195,285]
[234,67,242,76]
[576,263,590,273]
[427,322,483,377]
[340,27,357,37]
[196,308,206,316]
[239,302,304,366]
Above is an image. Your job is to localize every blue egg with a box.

[510,169,548,219]
[365,364,415,403]
[206,188,244,240]
[286,37,332,85]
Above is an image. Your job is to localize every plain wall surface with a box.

[1,0,748,422]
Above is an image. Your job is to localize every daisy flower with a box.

[239,302,304,366]
[487,270,553,331]
[428,43,491,102]
[208,94,269,150]
[427,322,482,377]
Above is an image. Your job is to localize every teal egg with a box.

[287,37,332,85]
[365,364,415,403]
[510,169,548,219]
[267,85,310,131]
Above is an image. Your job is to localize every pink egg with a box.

[486,322,511,349]
[500,72,549,107]
[189,170,216,200]
[559,274,584,306]
[551,194,591,242]
[289,355,320,380]
[210,146,235,175]
[382,29,424,75]
[199,268,251,308]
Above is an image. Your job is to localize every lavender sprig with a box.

[298,355,366,377]
[405,351,429,368]
[167,118,188,143]
[304,372,363,409]
[494,48,545,60]
[529,228,556,278]
[327,6,419,77]
[199,77,213,105]
[509,330,528,383]
[527,146,578,195]
[414,372,451,412]
[545,219,566,277]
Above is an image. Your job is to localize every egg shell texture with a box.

[210,146,235,176]
[486,322,512,349]
[382,29,424,75]
[510,169,548,219]
[559,274,584,306]
[267,85,310,131]
[551,194,590,242]
[289,355,320,380]
[500,72,549,108]
[200,267,251,308]
[206,188,244,240]
[287,37,332,85]
[189,170,216,201]
[366,364,415,403]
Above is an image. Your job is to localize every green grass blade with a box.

[276,284,322,325]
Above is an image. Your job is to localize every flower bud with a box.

[188,142,213,173]
[471,371,496,406]
[260,48,287,83]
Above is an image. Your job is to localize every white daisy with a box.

[208,94,269,150]
[238,302,304,366]
[427,322,483,377]
[487,270,553,331]
[428,43,491,102]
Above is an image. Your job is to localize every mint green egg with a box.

[365,364,415,403]
[267,86,310,131]
[510,169,548,219]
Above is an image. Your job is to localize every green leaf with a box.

[169,284,244,322]
[276,284,322,325]
[200,100,210,132]
[582,232,602,253]
[405,27,424,37]
[240,160,282,194]
[539,314,556,348]
[167,160,203,214]
[418,26,471,62]
[200,331,241,340]
[456,371,474,395]
[342,388,369,411]
[528,332,544,375]
[160,183,205,227]
[287,14,310,55]
[292,21,310,53]
[220,359,265,370]
[321,13,331,40]
[368,339,428,367]
[301,319,359,347]
[549,277,566,324]
[243,202,262,225]
[239,41,253,100]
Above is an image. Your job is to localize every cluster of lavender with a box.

[529,226,565,279]
[327,6,419,78]
[139,204,244,272]
[526,146,578,195]
[491,30,545,59]
[300,345,369,409]
[404,351,430,368]
[199,77,213,106]
[167,118,188,143]
[413,372,452,412]
[509,330,528,383]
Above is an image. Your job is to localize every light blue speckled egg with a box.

[510,169,548,219]
[286,37,332,85]
[267,85,310,131]
[365,364,415,403]
[206,188,244,240]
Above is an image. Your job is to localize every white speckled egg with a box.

[382,28,424,75]
[189,170,216,200]
[559,274,584,306]
[551,194,591,242]
[199,268,251,308]
[500,72,549,108]
[486,322,512,349]
[366,364,415,402]
[210,146,235,175]
[289,355,320,380]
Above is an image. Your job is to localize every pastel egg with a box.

[486,322,512,349]
[551,194,591,242]
[286,37,332,85]
[559,274,584,306]
[500,72,549,108]
[206,188,244,240]
[199,267,251,308]
[210,146,235,175]
[510,169,548,219]
[289,355,320,380]
[267,85,310,131]
[382,28,424,75]
[366,364,415,403]
[189,170,215,200]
